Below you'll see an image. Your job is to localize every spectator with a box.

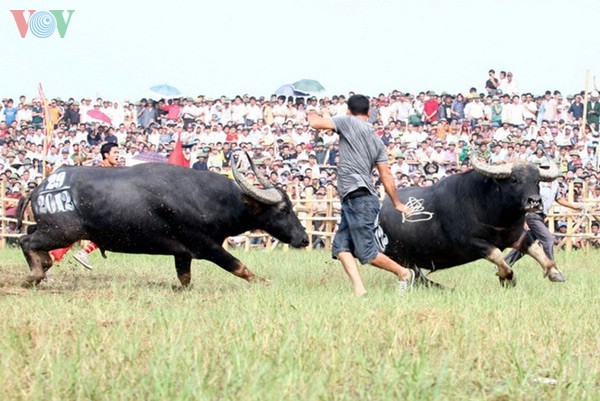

[423,91,439,123]
[485,69,500,95]
[587,90,600,131]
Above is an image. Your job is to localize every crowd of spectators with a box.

[2,70,600,220]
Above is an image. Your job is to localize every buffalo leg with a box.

[21,249,51,288]
[206,246,269,284]
[174,255,192,287]
[19,226,82,288]
[524,241,565,282]
[486,248,516,287]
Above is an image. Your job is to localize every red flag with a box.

[167,135,188,167]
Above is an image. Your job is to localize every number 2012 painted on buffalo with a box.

[36,171,75,215]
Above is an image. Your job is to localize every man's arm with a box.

[307,110,335,130]
[376,162,413,216]
[556,197,582,211]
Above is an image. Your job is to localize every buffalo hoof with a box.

[498,276,517,288]
[251,276,272,286]
[21,276,43,289]
[171,284,193,292]
[547,269,566,283]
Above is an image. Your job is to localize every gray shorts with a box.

[332,194,380,264]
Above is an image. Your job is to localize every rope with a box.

[402,197,435,223]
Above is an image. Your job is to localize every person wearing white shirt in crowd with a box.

[415,141,431,164]
[401,124,418,148]
[499,94,511,123]
[220,101,233,125]
[507,96,525,126]
[391,153,410,176]
[502,72,519,96]
[493,122,512,142]
[180,99,199,125]
[379,98,393,125]
[522,93,537,120]
[523,121,538,141]
[291,126,310,146]
[429,142,446,167]
[395,95,412,122]
[497,71,508,93]
[17,103,33,126]
[110,102,125,127]
[445,129,459,146]
[244,97,263,124]
[272,96,288,126]
[515,144,529,161]
[542,92,556,122]
[56,148,75,167]
[554,95,569,122]
[581,143,597,167]
[464,96,486,122]
[231,97,246,125]
[115,124,128,145]
[489,143,506,164]
[209,100,223,123]
[79,98,92,124]
[198,100,211,125]
[412,92,425,117]
[101,101,113,123]
[332,96,347,116]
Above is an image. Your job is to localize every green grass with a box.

[1,247,599,401]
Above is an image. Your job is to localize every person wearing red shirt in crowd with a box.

[49,143,120,270]
[225,126,238,142]
[161,98,182,124]
[423,91,440,123]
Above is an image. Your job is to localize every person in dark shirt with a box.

[485,69,500,95]
[327,141,340,166]
[64,102,81,127]
[313,141,327,164]
[192,152,208,171]
[568,95,584,121]
[87,127,102,146]
[103,127,118,144]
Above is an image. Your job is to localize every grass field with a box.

[1,247,599,401]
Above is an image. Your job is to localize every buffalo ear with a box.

[242,195,262,215]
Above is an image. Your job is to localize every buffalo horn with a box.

[538,157,559,182]
[470,149,513,179]
[247,156,274,189]
[231,152,283,205]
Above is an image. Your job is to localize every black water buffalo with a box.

[17,153,309,288]
[380,155,563,287]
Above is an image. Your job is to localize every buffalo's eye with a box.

[511,176,519,184]
[281,206,290,214]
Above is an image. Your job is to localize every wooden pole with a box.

[582,70,590,133]
[565,181,574,252]
[324,185,334,249]
[38,83,54,179]
[305,186,314,251]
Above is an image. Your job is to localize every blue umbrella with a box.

[149,84,181,99]
[275,84,308,97]
[292,79,325,93]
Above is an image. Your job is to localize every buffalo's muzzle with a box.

[525,196,542,212]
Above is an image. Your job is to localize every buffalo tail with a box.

[16,191,33,233]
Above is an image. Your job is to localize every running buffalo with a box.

[380,155,562,287]
[18,153,309,288]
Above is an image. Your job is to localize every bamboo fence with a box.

[2,180,600,253]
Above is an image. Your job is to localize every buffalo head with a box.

[232,152,309,248]
[471,152,558,213]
